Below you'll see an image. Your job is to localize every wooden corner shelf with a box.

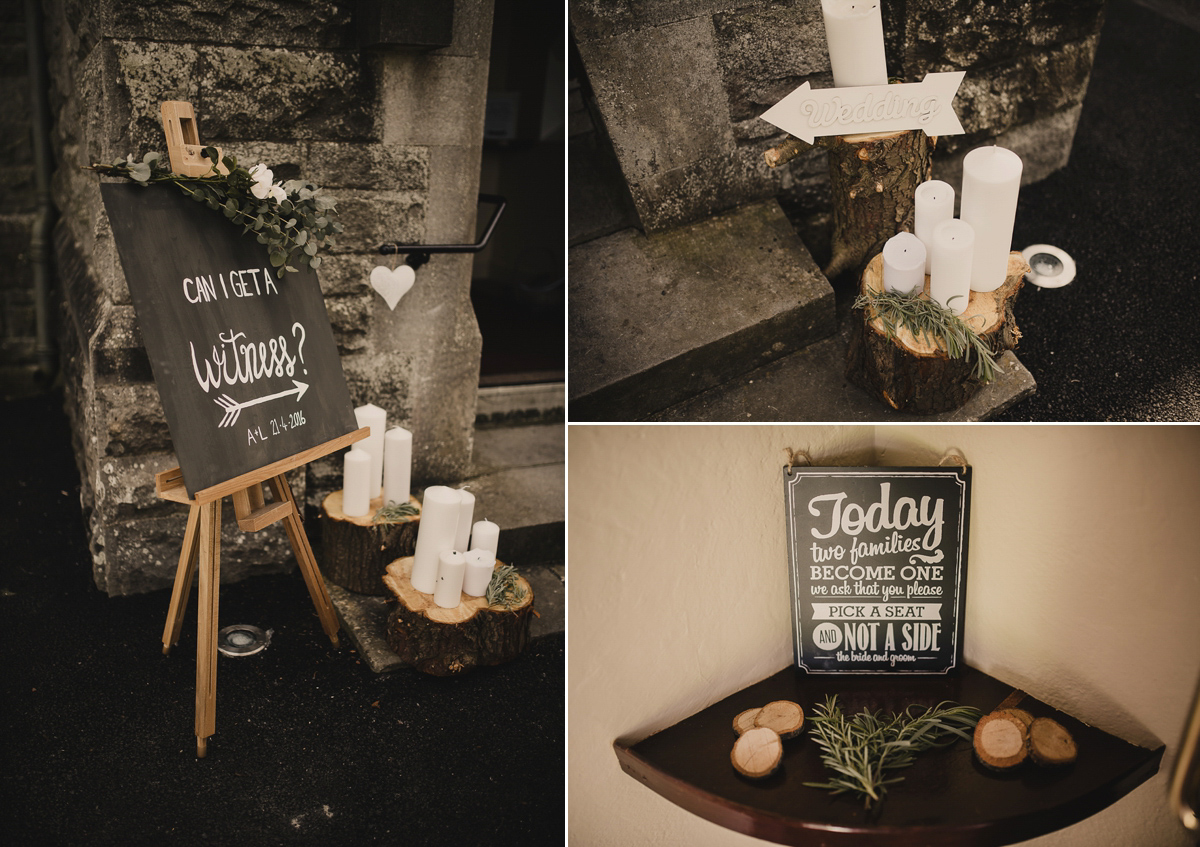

[614,665,1162,846]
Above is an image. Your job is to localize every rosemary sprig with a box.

[485,564,527,610]
[372,501,419,524]
[854,288,999,383]
[803,694,982,808]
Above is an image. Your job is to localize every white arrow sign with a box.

[214,379,309,428]
[760,71,965,144]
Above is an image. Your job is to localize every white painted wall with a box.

[568,424,1200,846]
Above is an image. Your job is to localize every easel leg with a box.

[162,503,201,655]
[267,473,341,648]
[194,498,221,758]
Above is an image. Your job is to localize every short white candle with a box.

[821,1,888,88]
[929,218,975,315]
[341,447,371,518]
[383,426,412,506]
[433,550,466,609]
[914,180,955,274]
[411,486,462,594]
[353,403,387,498]
[454,488,475,552]
[463,549,496,597]
[960,145,1023,292]
[882,232,926,295]
[470,519,500,557]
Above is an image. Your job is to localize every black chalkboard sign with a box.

[102,182,357,497]
[783,466,971,674]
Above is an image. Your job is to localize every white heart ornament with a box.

[370,264,416,310]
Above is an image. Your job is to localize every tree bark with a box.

[320,491,421,595]
[383,556,534,676]
[846,250,1030,414]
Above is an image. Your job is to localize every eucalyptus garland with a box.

[804,694,982,808]
[854,288,999,383]
[87,149,342,277]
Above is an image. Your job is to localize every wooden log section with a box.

[1027,717,1077,766]
[846,250,1031,414]
[383,556,534,676]
[765,129,934,280]
[753,700,805,739]
[320,491,421,595]
[974,710,1030,771]
[731,726,783,779]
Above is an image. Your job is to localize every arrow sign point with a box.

[293,379,309,402]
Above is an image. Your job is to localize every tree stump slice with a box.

[846,250,1031,414]
[382,556,534,676]
[731,726,783,779]
[826,129,934,280]
[320,491,421,595]
[1027,717,1077,766]
[753,700,805,739]
[974,710,1030,771]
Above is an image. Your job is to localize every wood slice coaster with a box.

[1028,717,1077,766]
[974,710,1030,771]
[320,491,421,595]
[731,726,783,779]
[382,556,534,676]
[753,700,804,739]
[733,708,760,736]
[846,250,1031,414]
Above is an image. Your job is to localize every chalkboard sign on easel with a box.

[101,182,357,496]
[783,466,972,675]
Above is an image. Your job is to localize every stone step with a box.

[645,319,1037,422]
[569,199,837,421]
[329,421,564,673]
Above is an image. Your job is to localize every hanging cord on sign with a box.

[938,450,968,470]
[783,448,812,474]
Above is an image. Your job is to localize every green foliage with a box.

[372,501,420,524]
[853,287,999,383]
[87,150,342,278]
[804,695,982,808]
[485,564,527,610]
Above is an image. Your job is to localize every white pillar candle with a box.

[411,485,462,594]
[821,1,888,88]
[929,218,975,315]
[469,519,500,557]
[454,488,475,551]
[882,232,926,295]
[433,550,466,609]
[960,145,1023,292]
[914,180,955,274]
[341,447,371,518]
[463,549,496,597]
[382,426,412,506]
[353,403,387,498]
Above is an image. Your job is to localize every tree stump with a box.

[382,556,534,676]
[765,129,934,280]
[320,491,421,595]
[846,250,1031,414]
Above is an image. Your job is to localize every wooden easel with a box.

[157,427,368,757]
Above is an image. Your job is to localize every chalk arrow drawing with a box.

[760,72,965,144]
[215,379,309,428]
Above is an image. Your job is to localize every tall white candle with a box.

[433,550,466,609]
[882,232,926,295]
[454,489,475,551]
[463,549,495,597]
[341,447,371,518]
[383,426,412,506]
[411,485,462,594]
[353,403,387,497]
[960,145,1022,292]
[470,519,500,557]
[821,1,887,88]
[914,180,955,274]
[930,218,975,315]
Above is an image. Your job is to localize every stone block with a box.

[571,0,745,43]
[466,464,565,566]
[427,145,486,244]
[304,142,428,191]
[429,0,494,59]
[93,380,171,458]
[324,291,372,354]
[569,199,836,420]
[379,53,490,147]
[316,253,378,297]
[332,189,424,254]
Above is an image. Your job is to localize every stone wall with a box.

[44,0,494,595]
[571,0,1106,236]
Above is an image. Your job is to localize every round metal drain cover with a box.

[217,624,270,657]
[1021,244,1076,288]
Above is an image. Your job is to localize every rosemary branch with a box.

[485,564,527,610]
[853,288,999,383]
[803,695,982,808]
[372,501,419,524]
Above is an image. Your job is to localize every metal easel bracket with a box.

[377,194,506,269]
